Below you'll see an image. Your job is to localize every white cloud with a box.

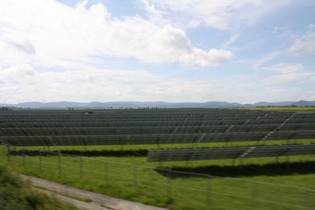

[139,0,292,30]
[139,0,293,47]
[181,48,234,67]
[0,65,218,104]
[287,31,315,56]
[0,0,233,68]
[1,0,314,105]
[223,33,241,48]
[1,64,313,104]
[264,63,302,73]
[263,72,315,84]
[252,51,280,70]
[262,63,315,84]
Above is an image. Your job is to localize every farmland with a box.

[240,106,315,113]
[0,107,315,210]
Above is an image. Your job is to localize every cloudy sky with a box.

[1,0,315,104]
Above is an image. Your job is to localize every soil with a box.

[21,175,167,210]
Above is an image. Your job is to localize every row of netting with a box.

[0,108,299,121]
[0,110,314,127]
[3,117,314,127]
[1,123,314,135]
[1,109,314,147]
[2,130,315,146]
[3,147,314,210]
[0,108,294,116]
[147,144,315,162]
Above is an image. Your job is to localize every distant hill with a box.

[1,100,315,109]
[292,100,315,106]
[253,101,295,107]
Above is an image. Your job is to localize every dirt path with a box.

[20,175,167,210]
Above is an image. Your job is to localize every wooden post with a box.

[104,160,108,184]
[80,156,83,179]
[252,181,257,209]
[133,164,138,187]
[167,170,172,198]
[39,150,42,171]
[58,154,61,176]
[206,175,212,206]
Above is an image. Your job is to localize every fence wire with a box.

[3,147,315,210]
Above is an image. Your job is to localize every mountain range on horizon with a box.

[1,100,315,109]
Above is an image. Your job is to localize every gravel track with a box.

[21,175,167,210]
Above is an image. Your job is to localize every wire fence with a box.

[3,146,315,210]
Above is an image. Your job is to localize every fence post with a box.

[39,150,42,171]
[133,164,138,187]
[252,181,257,210]
[104,160,108,184]
[167,169,172,198]
[206,175,212,207]
[80,156,83,179]
[305,189,312,210]
[58,154,61,176]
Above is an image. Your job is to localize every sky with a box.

[0,0,315,104]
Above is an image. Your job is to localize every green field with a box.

[2,139,315,210]
[240,106,315,113]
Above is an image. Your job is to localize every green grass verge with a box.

[2,139,315,210]
[0,163,80,210]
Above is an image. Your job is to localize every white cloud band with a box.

[0,0,234,67]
